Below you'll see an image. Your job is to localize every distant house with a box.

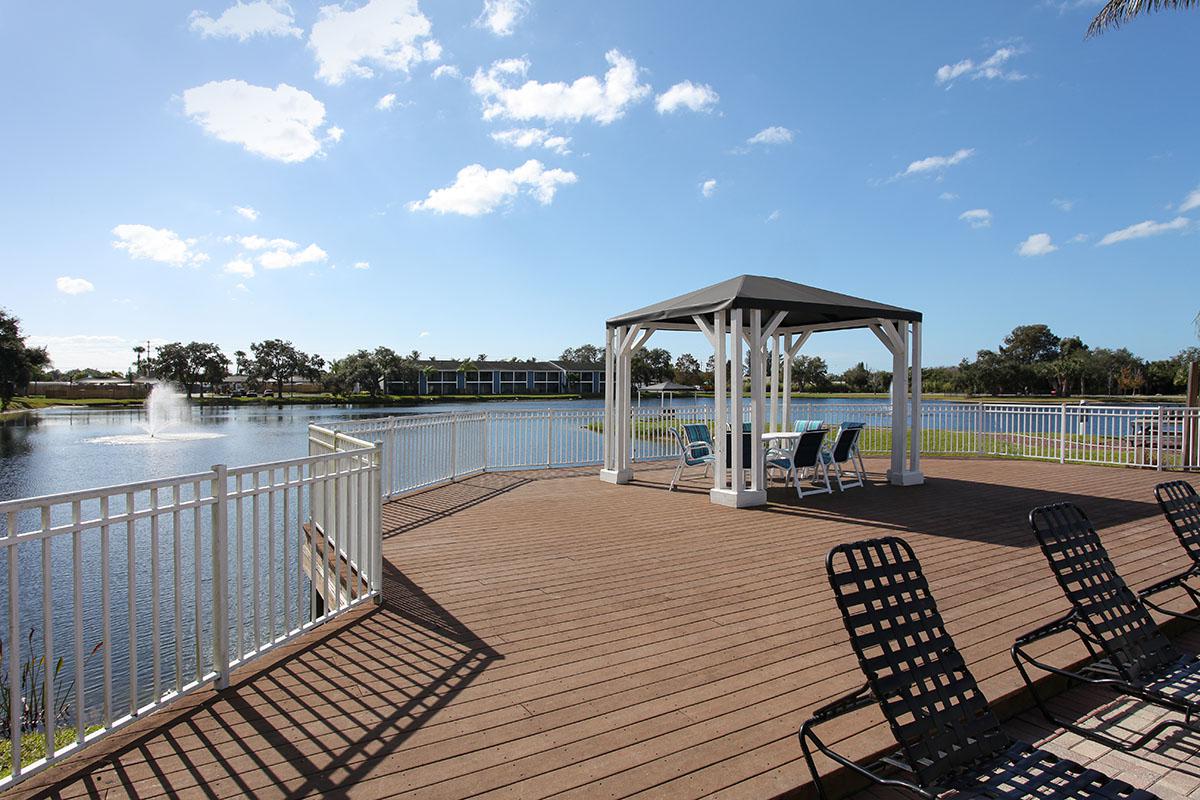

[411,359,605,395]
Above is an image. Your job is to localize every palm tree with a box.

[132,345,146,376]
[1088,0,1197,37]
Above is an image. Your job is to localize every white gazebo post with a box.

[906,321,924,483]
[712,310,727,493]
[601,326,617,476]
[888,320,908,483]
[601,323,649,484]
[749,310,766,493]
[781,334,793,430]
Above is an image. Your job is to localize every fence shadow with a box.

[19,559,500,800]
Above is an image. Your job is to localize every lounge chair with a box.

[793,419,824,432]
[820,422,866,491]
[1012,502,1200,750]
[669,424,716,491]
[800,536,1155,800]
[1148,480,1200,617]
[766,427,830,499]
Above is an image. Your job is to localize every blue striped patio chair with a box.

[669,424,717,491]
[820,422,866,491]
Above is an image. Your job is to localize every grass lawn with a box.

[0,725,103,779]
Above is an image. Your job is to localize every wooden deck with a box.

[10,458,1200,799]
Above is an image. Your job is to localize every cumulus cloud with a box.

[895,148,974,179]
[655,81,719,114]
[309,0,440,85]
[234,205,259,220]
[56,276,94,295]
[259,243,328,269]
[1017,233,1058,257]
[407,159,577,216]
[700,178,717,198]
[376,93,397,110]
[746,126,793,146]
[935,46,1027,86]
[224,259,256,278]
[189,0,302,40]
[325,125,344,143]
[229,234,298,250]
[1051,198,1074,212]
[959,208,992,228]
[766,210,781,223]
[939,192,959,201]
[490,127,571,155]
[182,80,335,163]
[1179,186,1200,214]
[353,261,370,269]
[112,224,209,266]
[1098,217,1190,246]
[470,50,651,125]
[475,0,529,36]
[432,64,461,79]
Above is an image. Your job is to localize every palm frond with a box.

[1088,0,1199,37]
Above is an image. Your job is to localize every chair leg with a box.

[670,458,684,491]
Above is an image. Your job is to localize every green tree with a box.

[0,310,50,410]
[673,353,703,385]
[326,350,382,396]
[248,339,317,397]
[791,355,829,391]
[840,362,872,392]
[1088,0,1198,37]
[560,344,602,364]
[631,347,673,385]
[153,342,226,398]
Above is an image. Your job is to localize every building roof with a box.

[550,361,604,372]
[417,359,564,373]
[606,274,921,330]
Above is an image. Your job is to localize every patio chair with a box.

[799,536,1155,800]
[669,424,716,491]
[793,419,824,432]
[1148,481,1200,617]
[1012,502,1200,751]
[766,428,831,499]
[820,422,866,491]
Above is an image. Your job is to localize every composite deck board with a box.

[9,458,1199,799]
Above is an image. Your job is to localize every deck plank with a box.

[9,458,1199,800]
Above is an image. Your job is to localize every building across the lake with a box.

[410,359,605,395]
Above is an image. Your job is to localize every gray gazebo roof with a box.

[639,381,697,393]
[606,274,921,330]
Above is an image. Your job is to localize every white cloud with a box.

[490,127,571,155]
[353,261,370,270]
[309,0,441,86]
[700,178,717,198]
[1017,233,1058,257]
[235,282,250,292]
[408,159,577,216]
[325,125,344,143]
[234,205,259,220]
[746,126,793,146]
[376,93,397,110]
[1070,233,1089,243]
[189,0,302,40]
[182,80,335,163]
[938,191,959,201]
[24,335,161,372]
[895,148,974,179]
[766,209,781,222]
[1098,217,1190,246]
[959,208,992,228]
[112,224,209,266]
[432,64,461,79]
[56,276,94,295]
[1051,198,1074,212]
[1179,186,1200,214]
[224,258,256,278]
[418,330,430,338]
[655,81,719,114]
[470,50,651,125]
[259,243,328,269]
[229,234,298,250]
[935,46,1027,86]
[475,0,529,36]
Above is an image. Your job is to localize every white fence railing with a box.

[0,434,380,788]
[325,403,1200,500]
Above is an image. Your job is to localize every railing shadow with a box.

[17,558,500,800]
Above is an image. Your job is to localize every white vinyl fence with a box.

[0,434,380,788]
[325,403,1200,500]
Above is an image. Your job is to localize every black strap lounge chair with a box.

[1013,502,1200,751]
[799,536,1155,800]
[1148,480,1200,616]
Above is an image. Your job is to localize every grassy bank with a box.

[0,725,102,779]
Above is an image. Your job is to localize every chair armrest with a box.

[1011,612,1130,689]
[810,682,875,723]
[1013,611,1079,648]
[1139,568,1200,623]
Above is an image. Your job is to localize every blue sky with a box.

[2,0,1197,372]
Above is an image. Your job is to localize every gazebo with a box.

[600,275,924,507]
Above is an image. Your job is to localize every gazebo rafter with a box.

[600,275,924,507]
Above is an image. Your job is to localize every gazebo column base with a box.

[600,468,633,485]
[887,469,925,486]
[709,488,768,508]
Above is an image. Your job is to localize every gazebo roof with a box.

[606,274,921,330]
[639,381,697,392]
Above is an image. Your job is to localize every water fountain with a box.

[89,383,225,445]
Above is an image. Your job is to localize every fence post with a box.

[1156,405,1164,471]
[450,416,458,478]
[482,412,490,471]
[546,410,554,467]
[210,464,230,690]
[383,417,396,499]
[1059,403,1067,464]
[372,445,383,603]
[975,403,985,456]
